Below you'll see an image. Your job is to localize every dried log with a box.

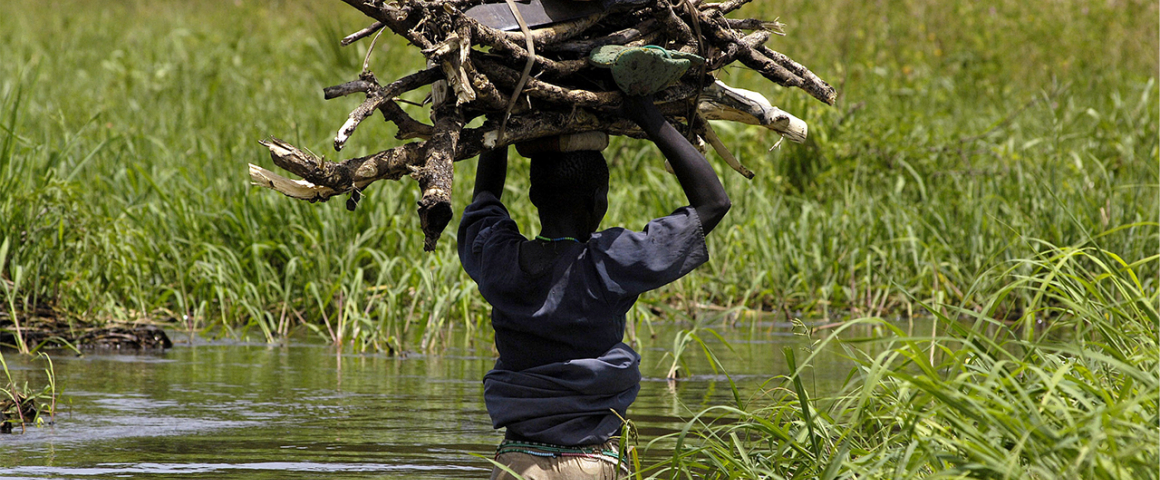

[337,0,435,50]
[755,44,837,106]
[697,80,807,142]
[250,0,836,249]
[250,164,341,202]
[548,19,659,53]
[489,12,607,47]
[708,29,772,70]
[725,18,785,34]
[426,28,478,106]
[254,110,606,201]
[701,0,755,16]
[379,101,437,140]
[341,21,386,45]
[325,68,442,149]
[474,58,621,109]
[256,137,420,198]
[654,0,698,51]
[461,16,588,79]
[694,114,754,179]
[414,103,462,251]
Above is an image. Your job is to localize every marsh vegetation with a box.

[0,0,1156,477]
[1,0,1155,349]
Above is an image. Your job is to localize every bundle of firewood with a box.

[249,0,834,250]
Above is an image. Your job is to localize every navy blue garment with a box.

[458,191,709,445]
[484,343,641,446]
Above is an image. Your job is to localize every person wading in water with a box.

[458,47,731,479]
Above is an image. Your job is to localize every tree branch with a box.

[250,0,835,249]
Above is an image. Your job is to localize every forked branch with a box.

[249,0,834,249]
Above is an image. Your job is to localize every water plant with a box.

[645,240,1158,479]
[0,351,58,433]
[0,238,29,355]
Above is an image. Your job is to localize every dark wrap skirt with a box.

[483,342,641,447]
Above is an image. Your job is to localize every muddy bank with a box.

[0,307,172,351]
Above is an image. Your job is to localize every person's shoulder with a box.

[580,214,709,297]
[586,227,628,250]
[462,192,512,223]
[586,208,708,266]
[589,207,703,244]
[459,191,521,250]
[466,191,505,211]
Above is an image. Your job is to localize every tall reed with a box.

[647,241,1158,479]
[0,0,1156,351]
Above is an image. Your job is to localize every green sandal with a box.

[589,45,704,96]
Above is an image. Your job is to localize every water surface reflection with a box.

[1,318,911,478]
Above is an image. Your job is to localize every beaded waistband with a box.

[495,439,630,471]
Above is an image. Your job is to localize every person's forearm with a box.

[473,147,508,200]
[644,120,729,209]
[625,96,731,232]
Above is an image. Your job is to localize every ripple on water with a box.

[3,461,489,477]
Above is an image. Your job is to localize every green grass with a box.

[0,1,1156,472]
[0,0,1156,353]
[1,350,58,433]
[645,242,1158,479]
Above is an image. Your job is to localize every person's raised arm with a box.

[472,145,508,201]
[622,94,731,233]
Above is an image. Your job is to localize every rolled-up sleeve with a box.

[589,206,709,298]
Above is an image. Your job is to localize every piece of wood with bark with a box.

[250,0,836,250]
[413,102,462,251]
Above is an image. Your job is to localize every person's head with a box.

[528,150,610,234]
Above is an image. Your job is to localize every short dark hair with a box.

[528,150,609,210]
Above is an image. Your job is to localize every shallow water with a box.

[0,318,909,479]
